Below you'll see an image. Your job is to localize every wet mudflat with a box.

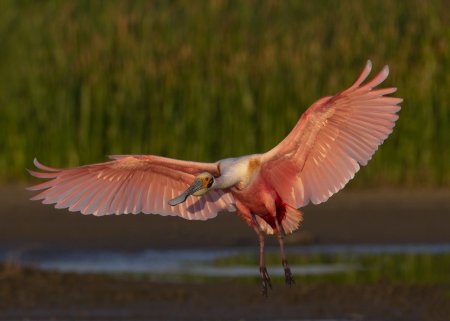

[1,262,449,321]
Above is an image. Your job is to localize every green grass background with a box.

[210,251,450,284]
[1,0,449,186]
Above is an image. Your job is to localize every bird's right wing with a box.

[261,61,402,207]
[28,155,235,219]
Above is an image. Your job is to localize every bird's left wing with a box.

[28,155,235,219]
[261,61,402,207]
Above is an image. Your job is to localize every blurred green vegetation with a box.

[119,251,450,284]
[210,251,450,284]
[1,0,449,185]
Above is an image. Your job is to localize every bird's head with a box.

[168,172,215,206]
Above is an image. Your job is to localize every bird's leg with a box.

[274,219,294,286]
[251,214,272,297]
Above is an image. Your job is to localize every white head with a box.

[168,172,215,206]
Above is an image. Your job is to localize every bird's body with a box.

[217,155,302,234]
[28,61,402,295]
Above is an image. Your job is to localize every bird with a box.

[28,60,402,296]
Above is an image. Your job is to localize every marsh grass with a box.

[211,252,450,284]
[105,251,450,284]
[1,0,449,185]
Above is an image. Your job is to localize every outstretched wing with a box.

[28,155,235,219]
[261,61,402,207]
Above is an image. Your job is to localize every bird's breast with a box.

[231,174,277,215]
[218,155,262,190]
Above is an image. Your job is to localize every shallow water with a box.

[2,243,449,276]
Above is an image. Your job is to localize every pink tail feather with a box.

[255,204,303,235]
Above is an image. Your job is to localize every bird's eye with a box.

[207,177,214,188]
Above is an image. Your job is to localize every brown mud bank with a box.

[1,185,449,251]
[1,263,449,321]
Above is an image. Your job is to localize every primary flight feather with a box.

[28,60,402,295]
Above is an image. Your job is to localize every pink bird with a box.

[28,61,401,295]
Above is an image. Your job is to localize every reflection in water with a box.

[1,243,449,276]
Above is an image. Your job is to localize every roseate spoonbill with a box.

[28,60,401,295]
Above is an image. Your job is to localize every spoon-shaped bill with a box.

[168,178,204,206]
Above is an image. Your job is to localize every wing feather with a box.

[262,61,402,207]
[28,155,235,219]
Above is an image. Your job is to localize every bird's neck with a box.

[213,174,239,190]
[213,156,258,190]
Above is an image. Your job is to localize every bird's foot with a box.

[259,266,272,297]
[282,259,295,286]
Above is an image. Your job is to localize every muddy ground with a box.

[0,262,449,321]
[1,185,450,251]
[0,185,449,320]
